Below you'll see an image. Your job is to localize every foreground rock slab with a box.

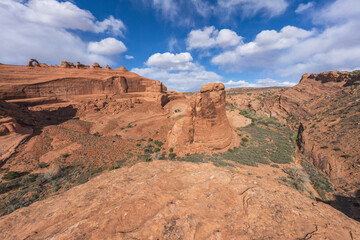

[0,161,358,240]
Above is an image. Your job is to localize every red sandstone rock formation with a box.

[168,83,239,155]
[0,65,168,100]
[105,64,111,70]
[0,160,359,240]
[28,59,40,67]
[76,62,89,69]
[92,62,101,68]
[60,61,75,68]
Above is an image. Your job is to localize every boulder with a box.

[117,66,128,72]
[168,83,239,155]
[60,61,75,68]
[76,62,88,69]
[92,62,101,68]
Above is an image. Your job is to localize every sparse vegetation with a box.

[169,148,173,153]
[341,154,352,159]
[154,148,160,153]
[154,140,163,147]
[38,162,48,168]
[2,171,21,180]
[93,132,101,137]
[168,153,177,160]
[320,146,329,149]
[301,160,334,200]
[277,165,309,192]
[333,147,341,151]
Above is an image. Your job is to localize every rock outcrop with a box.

[1,160,359,240]
[0,64,168,100]
[92,62,101,68]
[28,59,40,67]
[76,62,89,69]
[60,61,75,68]
[168,83,239,155]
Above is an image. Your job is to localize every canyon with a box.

[0,62,359,239]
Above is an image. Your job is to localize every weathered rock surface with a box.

[0,160,359,240]
[168,83,239,155]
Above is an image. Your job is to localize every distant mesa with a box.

[300,70,360,86]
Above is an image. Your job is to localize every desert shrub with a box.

[153,148,160,152]
[320,146,328,149]
[2,172,21,180]
[62,153,70,158]
[44,164,61,181]
[93,132,101,137]
[301,160,334,199]
[271,164,280,168]
[278,165,309,192]
[136,143,141,147]
[169,148,174,153]
[168,153,177,160]
[241,137,249,142]
[341,154,352,159]
[148,138,153,142]
[333,147,341,151]
[38,162,48,168]
[154,140,163,147]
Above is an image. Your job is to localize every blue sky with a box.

[1,0,359,91]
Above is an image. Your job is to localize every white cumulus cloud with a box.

[225,78,297,88]
[295,2,314,14]
[88,38,127,55]
[145,52,195,71]
[133,51,222,91]
[187,26,242,50]
[0,0,127,66]
[125,55,135,59]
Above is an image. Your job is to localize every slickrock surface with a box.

[0,160,359,240]
[168,83,239,155]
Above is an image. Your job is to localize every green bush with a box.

[62,153,70,158]
[136,143,141,147]
[241,137,249,142]
[93,132,101,137]
[271,164,280,168]
[333,147,341,151]
[38,162,48,168]
[341,154,351,159]
[169,148,174,153]
[2,171,21,180]
[154,148,160,153]
[320,146,329,149]
[169,153,177,160]
[154,140,163,147]
[148,138,153,142]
